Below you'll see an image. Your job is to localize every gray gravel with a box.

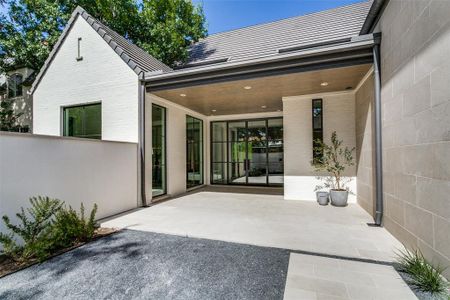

[0,230,290,300]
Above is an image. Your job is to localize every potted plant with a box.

[311,131,355,207]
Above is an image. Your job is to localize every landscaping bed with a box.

[0,227,117,278]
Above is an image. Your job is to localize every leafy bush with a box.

[51,203,98,249]
[0,197,98,262]
[0,196,63,261]
[396,247,449,296]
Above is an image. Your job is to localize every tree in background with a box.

[0,0,207,73]
[137,0,207,67]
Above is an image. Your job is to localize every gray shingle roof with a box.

[80,10,172,74]
[185,1,372,67]
[32,6,171,93]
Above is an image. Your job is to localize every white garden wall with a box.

[33,15,139,143]
[0,132,138,235]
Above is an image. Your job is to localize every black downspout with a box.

[138,73,147,206]
[373,41,383,226]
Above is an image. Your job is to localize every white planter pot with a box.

[330,190,348,207]
[316,191,329,205]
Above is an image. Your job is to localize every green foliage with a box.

[396,247,449,297]
[0,196,63,261]
[51,203,98,249]
[0,99,23,131]
[0,0,207,72]
[310,131,355,190]
[137,0,207,67]
[0,197,98,262]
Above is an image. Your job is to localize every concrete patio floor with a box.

[102,187,403,262]
[101,187,418,299]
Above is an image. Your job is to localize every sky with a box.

[193,0,364,34]
[0,0,365,34]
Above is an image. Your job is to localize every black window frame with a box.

[151,103,167,198]
[312,98,323,164]
[186,115,204,189]
[62,102,102,139]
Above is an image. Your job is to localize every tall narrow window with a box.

[186,116,203,188]
[63,103,101,139]
[7,74,23,98]
[312,99,323,163]
[152,104,166,197]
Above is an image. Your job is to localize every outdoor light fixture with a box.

[243,86,252,90]
[320,82,329,87]
[180,93,186,97]
[261,105,267,109]
[211,109,217,112]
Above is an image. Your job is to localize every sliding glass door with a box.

[186,116,203,188]
[152,104,166,197]
[211,117,283,186]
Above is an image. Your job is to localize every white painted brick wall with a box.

[33,16,139,143]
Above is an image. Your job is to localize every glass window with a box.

[152,104,166,197]
[63,103,101,139]
[312,99,323,163]
[7,74,23,98]
[210,117,283,186]
[186,116,203,188]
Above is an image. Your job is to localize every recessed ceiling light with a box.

[320,82,329,87]
[244,86,252,90]
[180,93,186,97]
[211,109,217,112]
[261,105,267,109]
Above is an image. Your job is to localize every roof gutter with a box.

[145,34,376,91]
[360,0,388,34]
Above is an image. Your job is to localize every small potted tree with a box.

[311,131,355,207]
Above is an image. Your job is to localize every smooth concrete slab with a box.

[284,253,417,300]
[101,188,403,262]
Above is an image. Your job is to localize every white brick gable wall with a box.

[33,16,139,143]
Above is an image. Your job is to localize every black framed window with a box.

[186,115,203,188]
[63,103,101,139]
[7,74,23,98]
[152,104,166,197]
[210,117,283,186]
[312,99,323,163]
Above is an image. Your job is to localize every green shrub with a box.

[0,196,63,261]
[0,197,98,263]
[51,203,98,249]
[396,247,449,296]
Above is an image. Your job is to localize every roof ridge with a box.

[201,0,371,39]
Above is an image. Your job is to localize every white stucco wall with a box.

[33,16,139,143]
[283,91,357,202]
[146,94,208,201]
[0,132,138,235]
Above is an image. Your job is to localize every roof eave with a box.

[145,34,378,91]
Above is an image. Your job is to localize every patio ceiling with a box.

[150,64,372,115]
